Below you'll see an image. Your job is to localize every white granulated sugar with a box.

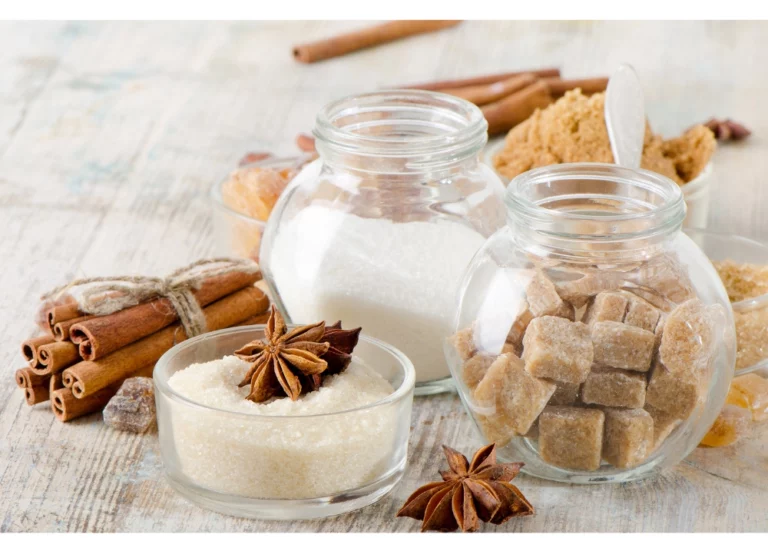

[167,356,397,499]
[269,206,486,382]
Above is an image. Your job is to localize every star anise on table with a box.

[234,306,361,403]
[397,444,533,533]
[703,118,751,141]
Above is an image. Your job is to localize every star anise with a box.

[703,118,751,141]
[397,444,533,532]
[234,306,361,403]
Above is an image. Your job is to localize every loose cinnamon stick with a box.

[235,310,272,327]
[53,315,93,341]
[35,341,80,375]
[47,303,82,335]
[544,76,609,97]
[70,270,262,361]
[482,80,553,136]
[15,367,50,389]
[402,68,560,91]
[64,286,269,398]
[293,20,460,64]
[441,73,538,106]
[24,385,50,405]
[21,334,56,366]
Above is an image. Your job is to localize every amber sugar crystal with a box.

[539,406,605,471]
[726,373,768,422]
[699,404,752,447]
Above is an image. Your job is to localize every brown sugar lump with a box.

[657,299,717,373]
[645,404,682,451]
[539,406,605,471]
[474,353,556,443]
[549,381,581,406]
[646,363,704,420]
[623,293,662,333]
[448,326,476,360]
[582,292,628,326]
[556,271,627,309]
[462,353,496,391]
[526,270,575,320]
[591,321,655,372]
[581,367,647,408]
[506,302,535,353]
[636,253,696,308]
[522,316,594,383]
[602,408,654,468]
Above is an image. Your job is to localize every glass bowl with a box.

[154,325,415,520]
[482,138,714,229]
[209,156,311,263]
[684,228,768,376]
[446,163,735,484]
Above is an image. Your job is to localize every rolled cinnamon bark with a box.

[235,310,272,327]
[24,384,50,405]
[47,303,82,335]
[402,68,560,91]
[441,73,538,106]
[21,334,56,365]
[293,20,460,64]
[482,80,553,136]
[35,341,80,375]
[50,373,64,393]
[15,367,50,389]
[64,286,269,398]
[53,316,93,341]
[53,364,155,422]
[544,76,608,97]
[70,270,262,361]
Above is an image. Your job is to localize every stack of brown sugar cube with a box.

[450,259,717,472]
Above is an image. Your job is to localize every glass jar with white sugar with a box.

[260,90,506,395]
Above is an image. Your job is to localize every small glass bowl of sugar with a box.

[154,325,415,520]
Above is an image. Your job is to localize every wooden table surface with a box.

[1,20,767,532]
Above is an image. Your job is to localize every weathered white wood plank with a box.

[1,20,767,532]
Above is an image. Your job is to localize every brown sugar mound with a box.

[493,90,716,185]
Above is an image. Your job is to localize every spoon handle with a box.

[605,64,645,169]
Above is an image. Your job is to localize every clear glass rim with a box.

[313,89,488,159]
[154,325,416,420]
[505,163,686,241]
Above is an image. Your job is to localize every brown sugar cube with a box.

[658,299,716,374]
[549,381,581,406]
[591,321,655,372]
[522,316,593,383]
[506,302,534,353]
[526,271,575,320]
[448,326,476,361]
[462,353,495,391]
[523,419,539,439]
[645,362,704,420]
[623,294,662,333]
[556,272,627,308]
[581,367,647,408]
[582,292,629,326]
[474,353,556,442]
[539,406,605,471]
[645,404,682,451]
[638,253,696,307]
[603,408,654,468]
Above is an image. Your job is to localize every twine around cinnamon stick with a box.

[40,258,261,341]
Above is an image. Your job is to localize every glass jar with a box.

[260,90,506,395]
[446,163,736,483]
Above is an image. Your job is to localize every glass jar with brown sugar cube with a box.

[445,163,736,484]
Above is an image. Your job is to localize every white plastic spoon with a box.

[605,63,645,169]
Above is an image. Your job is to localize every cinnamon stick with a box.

[402,68,560,91]
[544,76,609,97]
[50,373,63,393]
[15,367,50,389]
[24,384,50,405]
[46,303,82,335]
[293,20,460,64]
[441,73,538,106]
[235,310,271,327]
[53,315,93,341]
[35,341,80,375]
[51,363,155,422]
[482,80,553,136]
[70,270,262,361]
[63,286,269,398]
[21,334,55,366]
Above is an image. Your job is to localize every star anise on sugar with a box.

[303,321,362,392]
[397,444,533,532]
[703,118,751,141]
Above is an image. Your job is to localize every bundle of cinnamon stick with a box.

[16,262,270,423]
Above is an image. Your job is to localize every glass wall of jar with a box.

[446,163,736,482]
[260,90,506,395]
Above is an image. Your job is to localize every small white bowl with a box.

[483,138,713,229]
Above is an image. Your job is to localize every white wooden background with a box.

[1,20,767,532]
